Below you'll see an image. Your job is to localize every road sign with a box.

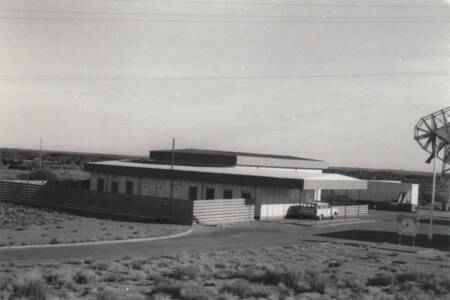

[397,215,419,246]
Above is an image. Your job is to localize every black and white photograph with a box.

[0,0,449,299]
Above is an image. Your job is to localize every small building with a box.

[334,180,419,208]
[84,149,368,219]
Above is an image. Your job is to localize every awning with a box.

[302,173,367,190]
[85,161,367,190]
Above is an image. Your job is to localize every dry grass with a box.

[0,201,189,247]
[0,242,448,299]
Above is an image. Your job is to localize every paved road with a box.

[0,211,447,264]
[0,220,368,264]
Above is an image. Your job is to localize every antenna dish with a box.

[414,107,450,164]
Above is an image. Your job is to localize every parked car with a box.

[299,202,338,220]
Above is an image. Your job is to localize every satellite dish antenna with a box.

[414,107,450,241]
[414,107,450,164]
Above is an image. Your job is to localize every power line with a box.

[104,0,449,9]
[1,8,449,20]
[0,16,448,23]
[0,71,447,81]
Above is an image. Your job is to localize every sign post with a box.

[397,215,419,247]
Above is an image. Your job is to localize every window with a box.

[188,186,198,200]
[241,192,252,200]
[205,188,215,200]
[97,178,105,192]
[125,181,134,195]
[223,190,233,199]
[111,181,119,193]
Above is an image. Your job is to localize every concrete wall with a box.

[333,180,419,205]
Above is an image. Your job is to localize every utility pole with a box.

[39,136,43,180]
[429,138,438,241]
[170,138,175,199]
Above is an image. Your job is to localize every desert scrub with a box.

[231,264,326,294]
[45,269,74,289]
[73,269,98,284]
[11,271,48,300]
[367,272,395,287]
[172,265,203,280]
[220,279,274,299]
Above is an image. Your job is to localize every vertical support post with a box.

[344,190,348,220]
[39,136,43,180]
[358,189,361,218]
[330,190,334,219]
[429,139,438,241]
[298,188,302,224]
[170,137,175,200]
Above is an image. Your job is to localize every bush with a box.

[367,273,394,287]
[45,269,74,289]
[12,272,48,300]
[231,264,325,293]
[73,269,98,284]
[220,279,271,298]
[17,169,58,181]
[173,265,202,280]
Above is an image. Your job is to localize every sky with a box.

[0,0,449,172]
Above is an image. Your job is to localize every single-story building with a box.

[84,149,367,219]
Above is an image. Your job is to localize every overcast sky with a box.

[0,0,449,171]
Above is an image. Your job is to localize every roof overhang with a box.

[84,161,366,190]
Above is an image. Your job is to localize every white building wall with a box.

[89,171,321,219]
[334,181,419,205]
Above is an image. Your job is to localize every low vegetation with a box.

[0,201,189,247]
[1,242,448,299]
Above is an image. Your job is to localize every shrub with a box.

[231,264,323,293]
[173,265,202,280]
[17,169,58,181]
[419,272,450,295]
[367,273,394,287]
[12,271,48,300]
[220,280,271,298]
[130,258,147,271]
[396,271,420,284]
[73,269,98,284]
[45,269,74,289]
[96,289,121,300]
[93,261,110,271]
[305,269,326,294]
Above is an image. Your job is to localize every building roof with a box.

[85,160,366,190]
[149,148,329,170]
[152,148,323,162]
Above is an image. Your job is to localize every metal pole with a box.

[170,138,175,200]
[429,140,438,241]
[298,188,301,224]
[357,189,361,219]
[344,190,348,220]
[39,136,43,180]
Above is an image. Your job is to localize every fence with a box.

[193,198,255,225]
[0,181,194,224]
[334,205,368,218]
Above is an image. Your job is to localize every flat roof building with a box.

[84,149,367,219]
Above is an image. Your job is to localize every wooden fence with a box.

[193,198,255,225]
[0,181,194,224]
[334,205,368,218]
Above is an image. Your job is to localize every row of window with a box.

[97,178,252,200]
[188,186,252,200]
[97,178,133,195]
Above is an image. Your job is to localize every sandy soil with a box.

[0,202,190,247]
[0,240,448,300]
